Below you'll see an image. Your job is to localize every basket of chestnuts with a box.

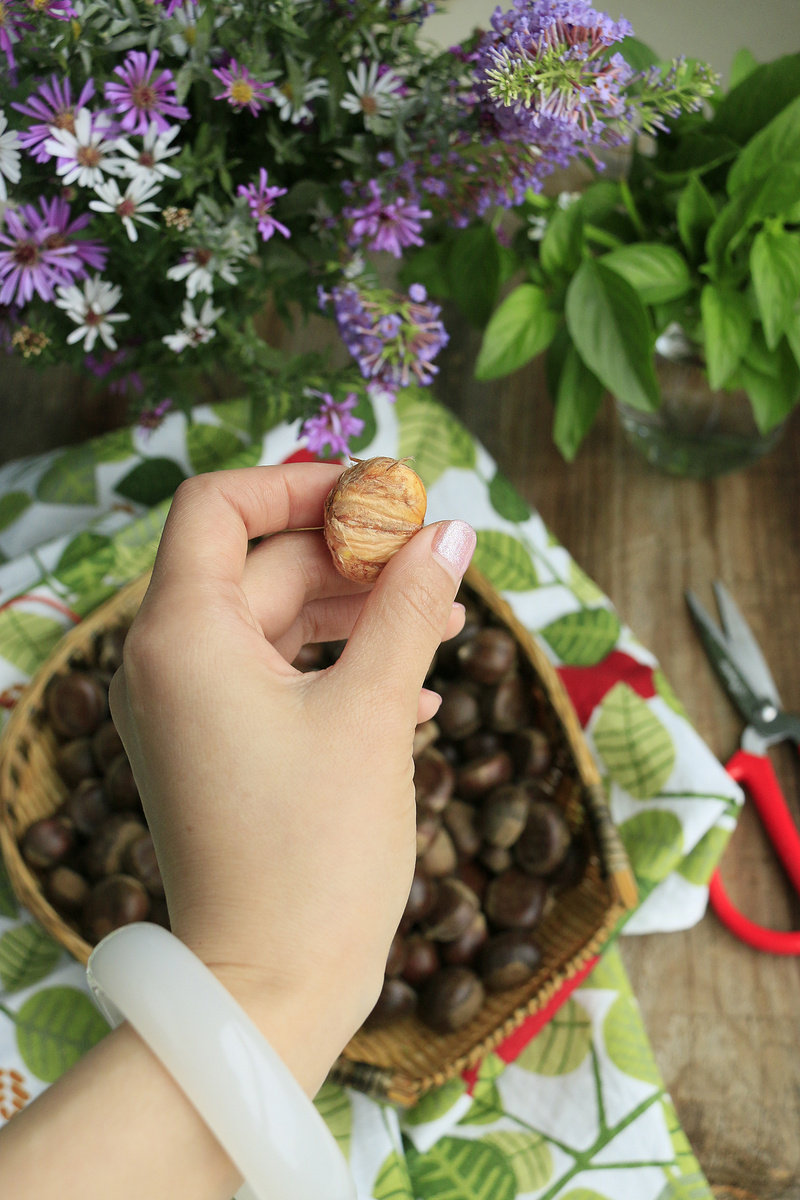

[0,458,637,1106]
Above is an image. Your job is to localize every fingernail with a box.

[432,520,476,582]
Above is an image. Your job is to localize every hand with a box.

[109,463,476,1089]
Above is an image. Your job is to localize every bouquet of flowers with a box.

[0,0,714,456]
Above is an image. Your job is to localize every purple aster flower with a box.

[343,180,431,258]
[300,390,364,458]
[137,396,173,436]
[19,195,108,278]
[104,49,190,135]
[212,60,273,116]
[28,0,76,16]
[320,282,448,395]
[0,1,33,72]
[237,168,290,241]
[0,205,82,306]
[12,75,96,164]
[153,0,198,14]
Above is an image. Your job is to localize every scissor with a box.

[685,581,800,955]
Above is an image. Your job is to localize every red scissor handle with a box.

[709,748,800,955]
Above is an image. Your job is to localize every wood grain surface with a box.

[2,340,800,1198]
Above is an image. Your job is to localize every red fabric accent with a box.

[0,593,83,625]
[461,955,600,1094]
[557,650,657,727]
[280,447,343,466]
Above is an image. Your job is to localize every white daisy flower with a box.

[162,297,224,352]
[43,108,123,188]
[89,176,162,242]
[54,275,130,353]
[166,246,243,297]
[0,110,21,202]
[273,70,328,126]
[169,2,204,56]
[106,122,182,184]
[340,62,402,124]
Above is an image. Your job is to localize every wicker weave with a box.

[0,565,637,1105]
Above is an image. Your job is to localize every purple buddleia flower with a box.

[153,0,198,14]
[0,1,32,73]
[237,168,290,240]
[300,390,364,458]
[20,195,108,277]
[474,0,635,165]
[320,281,448,396]
[212,60,273,115]
[343,180,431,258]
[12,75,96,164]
[104,49,190,135]
[0,205,82,306]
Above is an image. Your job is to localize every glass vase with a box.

[614,325,788,478]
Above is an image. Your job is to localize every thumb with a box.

[333,520,476,717]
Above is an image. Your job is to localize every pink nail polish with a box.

[432,520,476,581]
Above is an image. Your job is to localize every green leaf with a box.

[398,239,452,300]
[372,1149,412,1200]
[405,1076,467,1126]
[662,1096,704,1176]
[600,245,692,305]
[750,227,800,350]
[653,669,688,719]
[706,164,800,275]
[560,1191,615,1200]
[676,825,732,886]
[12,987,109,1082]
[105,502,168,583]
[699,284,752,387]
[0,859,19,918]
[90,426,135,463]
[314,1081,352,1160]
[36,446,98,506]
[114,458,187,506]
[728,95,800,195]
[0,609,65,676]
[487,471,529,522]
[540,203,584,281]
[552,345,605,461]
[214,440,263,470]
[618,809,683,884]
[0,491,31,533]
[460,1077,505,1125]
[539,607,621,666]
[568,560,606,606]
[481,1131,553,1191]
[736,337,800,432]
[786,307,800,369]
[516,998,592,1075]
[447,225,502,328]
[406,1136,517,1200]
[186,423,244,475]
[656,1171,716,1200]
[395,390,476,487]
[565,260,660,412]
[602,993,663,1085]
[676,176,717,262]
[593,683,676,798]
[474,284,559,381]
[728,47,760,89]
[617,36,660,72]
[712,52,800,145]
[470,530,537,591]
[209,398,253,434]
[0,924,61,992]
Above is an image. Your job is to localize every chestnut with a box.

[62,778,109,838]
[123,832,164,898]
[457,628,517,685]
[21,816,75,870]
[414,748,455,814]
[422,878,480,942]
[477,930,542,991]
[402,935,440,986]
[511,728,552,778]
[54,737,96,787]
[435,683,481,741]
[93,627,127,676]
[484,675,533,733]
[479,784,529,849]
[45,672,107,739]
[418,827,458,878]
[91,720,124,773]
[418,966,485,1033]
[82,874,150,942]
[45,865,90,914]
[363,977,417,1028]
[83,815,146,879]
[104,753,140,811]
[402,870,438,925]
[384,931,407,978]
[441,911,488,966]
[456,751,513,800]
[484,868,548,929]
[443,799,482,858]
[515,800,572,876]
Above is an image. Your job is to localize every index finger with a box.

[150,463,345,591]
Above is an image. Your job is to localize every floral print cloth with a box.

[0,390,740,1197]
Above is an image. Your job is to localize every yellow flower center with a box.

[231,79,255,105]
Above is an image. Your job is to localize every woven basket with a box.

[0,565,637,1105]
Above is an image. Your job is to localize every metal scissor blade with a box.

[685,589,770,725]
[711,581,782,707]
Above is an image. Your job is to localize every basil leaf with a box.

[700,284,752,387]
[728,95,800,195]
[736,336,800,432]
[600,244,691,304]
[540,203,584,281]
[474,284,559,380]
[728,47,760,89]
[750,226,800,350]
[447,224,502,328]
[712,51,800,144]
[552,345,605,461]
[677,175,717,261]
[706,163,800,275]
[564,259,660,412]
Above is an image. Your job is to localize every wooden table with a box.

[2,348,800,1199]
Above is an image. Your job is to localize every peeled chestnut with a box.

[82,874,150,942]
[484,868,548,929]
[45,672,107,739]
[418,966,485,1033]
[478,930,542,991]
[21,817,74,870]
[515,800,572,876]
[323,457,426,583]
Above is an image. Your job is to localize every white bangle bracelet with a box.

[87,922,355,1200]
